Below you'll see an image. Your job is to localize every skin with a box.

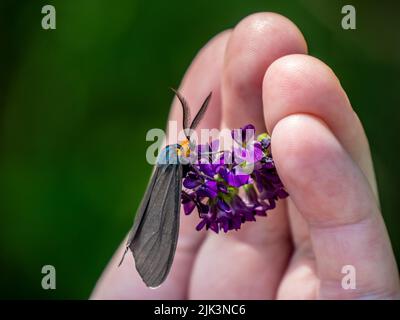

[91,12,400,300]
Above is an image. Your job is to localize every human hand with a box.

[92,12,400,300]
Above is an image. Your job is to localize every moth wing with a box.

[125,165,162,244]
[128,164,182,287]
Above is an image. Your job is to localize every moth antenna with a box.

[170,88,191,139]
[190,92,212,131]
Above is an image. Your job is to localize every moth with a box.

[119,90,212,288]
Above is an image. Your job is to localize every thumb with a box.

[272,114,399,299]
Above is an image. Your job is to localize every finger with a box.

[189,12,307,299]
[263,54,378,197]
[272,114,400,299]
[263,54,378,251]
[263,54,382,299]
[263,54,398,299]
[91,30,231,299]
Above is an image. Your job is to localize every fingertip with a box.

[263,54,350,134]
[263,53,379,199]
[221,12,307,130]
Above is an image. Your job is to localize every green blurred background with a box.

[0,0,399,299]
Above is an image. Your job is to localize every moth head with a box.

[177,138,191,158]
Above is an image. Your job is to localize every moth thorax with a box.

[177,139,191,158]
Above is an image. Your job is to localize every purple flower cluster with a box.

[181,124,288,233]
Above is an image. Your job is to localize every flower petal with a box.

[196,219,207,231]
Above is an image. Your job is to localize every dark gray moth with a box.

[119,90,212,288]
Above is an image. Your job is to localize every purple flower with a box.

[196,206,219,233]
[181,124,288,233]
[217,166,249,188]
[183,171,203,189]
[234,141,263,163]
[181,190,209,216]
[260,137,271,150]
[197,180,218,198]
[252,157,289,209]
[231,124,255,147]
[232,141,264,176]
